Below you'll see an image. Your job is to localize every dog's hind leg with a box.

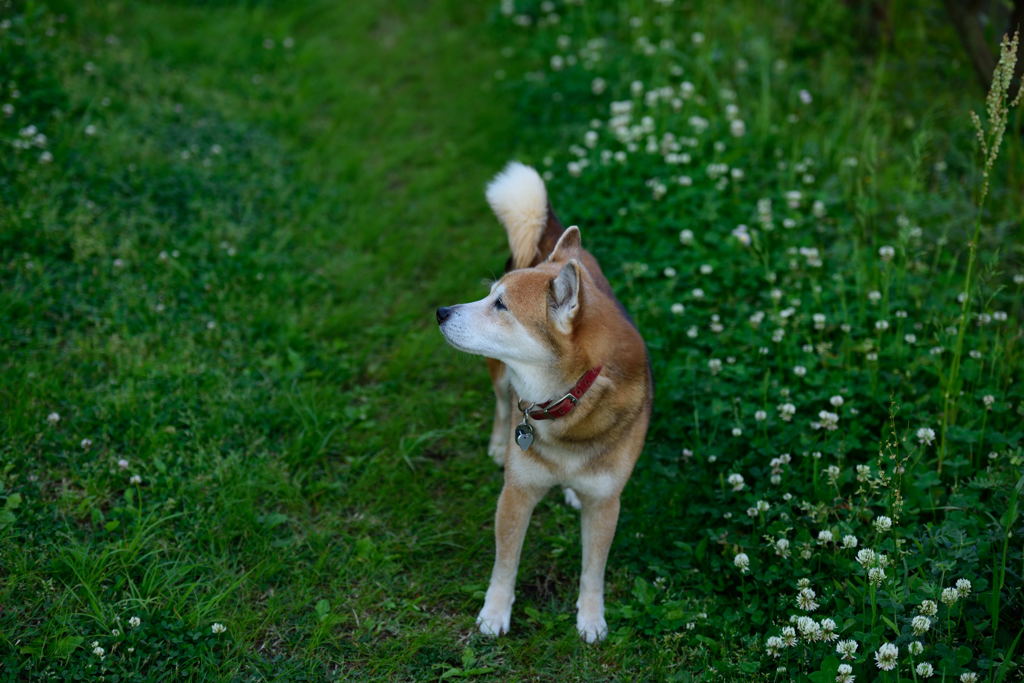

[486,358,512,467]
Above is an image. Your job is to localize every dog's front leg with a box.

[576,494,620,643]
[477,481,545,636]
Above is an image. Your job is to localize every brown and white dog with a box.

[436,161,652,643]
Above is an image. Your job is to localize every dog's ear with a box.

[549,259,581,333]
[546,225,582,263]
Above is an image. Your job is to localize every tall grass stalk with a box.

[990,474,1021,641]
[939,31,1023,472]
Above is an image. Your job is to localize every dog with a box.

[436,162,652,643]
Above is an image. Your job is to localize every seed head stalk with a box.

[939,31,1023,472]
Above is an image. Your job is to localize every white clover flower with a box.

[211,622,227,634]
[836,639,858,660]
[875,319,889,331]
[961,673,979,683]
[47,412,61,425]
[983,394,995,408]
[817,411,839,431]
[129,474,142,485]
[851,548,876,569]
[798,89,813,104]
[731,224,751,246]
[796,615,822,640]
[836,663,854,683]
[92,643,105,657]
[856,465,871,482]
[727,473,745,491]
[756,500,770,512]
[912,615,931,635]
[765,635,784,657]
[81,438,93,449]
[670,302,685,315]
[820,618,838,642]
[907,640,924,656]
[708,358,722,375]
[878,245,895,261]
[129,616,141,628]
[730,119,746,137]
[829,395,844,407]
[917,427,936,445]
[841,534,858,549]
[793,365,807,377]
[778,403,796,422]
[873,515,893,533]
[868,567,886,586]
[905,333,917,344]
[591,77,606,95]
[916,662,934,678]
[663,266,677,278]
[780,626,797,647]
[775,538,790,558]
[941,587,959,605]
[874,642,898,671]
[796,587,819,611]
[118,458,129,469]
[817,530,833,544]
[691,287,705,299]
[918,599,938,616]
[755,409,767,421]
[734,552,750,573]
[956,578,972,597]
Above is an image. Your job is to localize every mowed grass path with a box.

[2,1,637,678]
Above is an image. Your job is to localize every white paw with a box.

[487,436,507,467]
[563,487,582,510]
[476,604,511,637]
[576,612,608,643]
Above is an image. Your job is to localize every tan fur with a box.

[437,164,652,643]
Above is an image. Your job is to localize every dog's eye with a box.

[494,297,507,311]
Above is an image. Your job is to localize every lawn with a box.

[1,0,1022,681]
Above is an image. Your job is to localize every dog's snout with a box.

[436,306,454,325]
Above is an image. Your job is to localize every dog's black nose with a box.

[436,306,453,324]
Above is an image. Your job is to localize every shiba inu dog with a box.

[436,162,652,643]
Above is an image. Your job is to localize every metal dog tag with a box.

[515,422,535,451]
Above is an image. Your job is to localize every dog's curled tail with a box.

[486,161,548,270]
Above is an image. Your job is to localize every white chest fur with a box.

[506,438,621,501]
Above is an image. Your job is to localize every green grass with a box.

[1,0,1023,680]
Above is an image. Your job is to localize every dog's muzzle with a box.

[436,306,454,325]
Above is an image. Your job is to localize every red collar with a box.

[520,366,603,420]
